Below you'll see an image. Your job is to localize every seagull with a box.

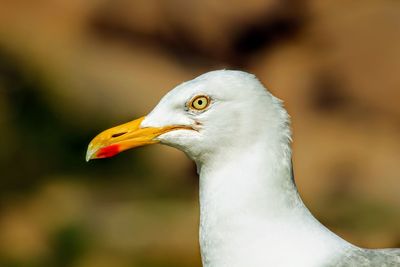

[86,70,400,267]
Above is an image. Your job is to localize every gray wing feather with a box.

[330,247,400,266]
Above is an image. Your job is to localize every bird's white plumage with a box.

[140,70,400,266]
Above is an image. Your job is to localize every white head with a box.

[86,70,291,167]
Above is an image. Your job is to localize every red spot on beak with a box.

[96,144,121,158]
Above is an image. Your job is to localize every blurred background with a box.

[0,0,399,266]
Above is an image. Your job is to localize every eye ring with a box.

[189,95,210,111]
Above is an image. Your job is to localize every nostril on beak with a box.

[111,132,127,138]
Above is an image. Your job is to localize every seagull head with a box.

[86,70,291,164]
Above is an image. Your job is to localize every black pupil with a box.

[198,100,203,105]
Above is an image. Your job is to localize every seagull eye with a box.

[190,96,210,111]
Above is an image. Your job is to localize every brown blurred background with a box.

[0,0,399,266]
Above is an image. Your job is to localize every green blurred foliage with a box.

[0,50,154,196]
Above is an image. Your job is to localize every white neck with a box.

[196,142,350,267]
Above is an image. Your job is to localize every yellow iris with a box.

[190,96,209,110]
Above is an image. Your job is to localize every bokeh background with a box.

[0,0,399,266]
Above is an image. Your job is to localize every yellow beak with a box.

[86,116,191,161]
